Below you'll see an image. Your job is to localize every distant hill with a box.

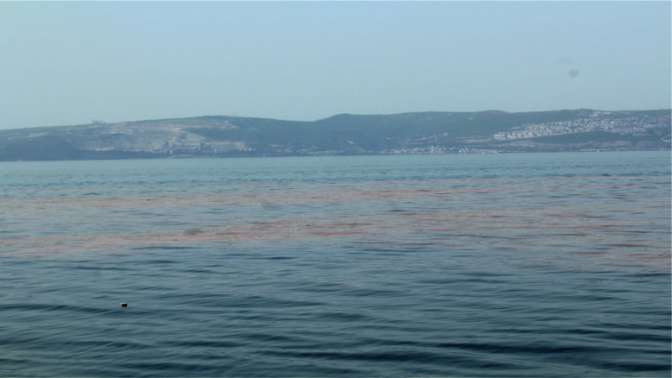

[0,109,669,161]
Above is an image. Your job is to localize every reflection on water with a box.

[1,152,670,377]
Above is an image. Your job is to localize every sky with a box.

[0,1,669,129]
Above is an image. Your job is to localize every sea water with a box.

[0,152,670,377]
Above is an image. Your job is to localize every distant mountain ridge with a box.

[0,109,669,161]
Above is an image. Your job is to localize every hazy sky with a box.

[0,1,669,129]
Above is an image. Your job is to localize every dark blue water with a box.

[1,152,670,377]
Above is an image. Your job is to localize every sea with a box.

[0,151,670,377]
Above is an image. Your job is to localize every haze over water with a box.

[1,152,670,376]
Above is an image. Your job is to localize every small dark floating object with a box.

[120,303,128,309]
[184,228,204,236]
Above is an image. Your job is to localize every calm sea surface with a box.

[1,152,670,377]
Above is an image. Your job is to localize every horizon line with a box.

[2,107,670,133]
